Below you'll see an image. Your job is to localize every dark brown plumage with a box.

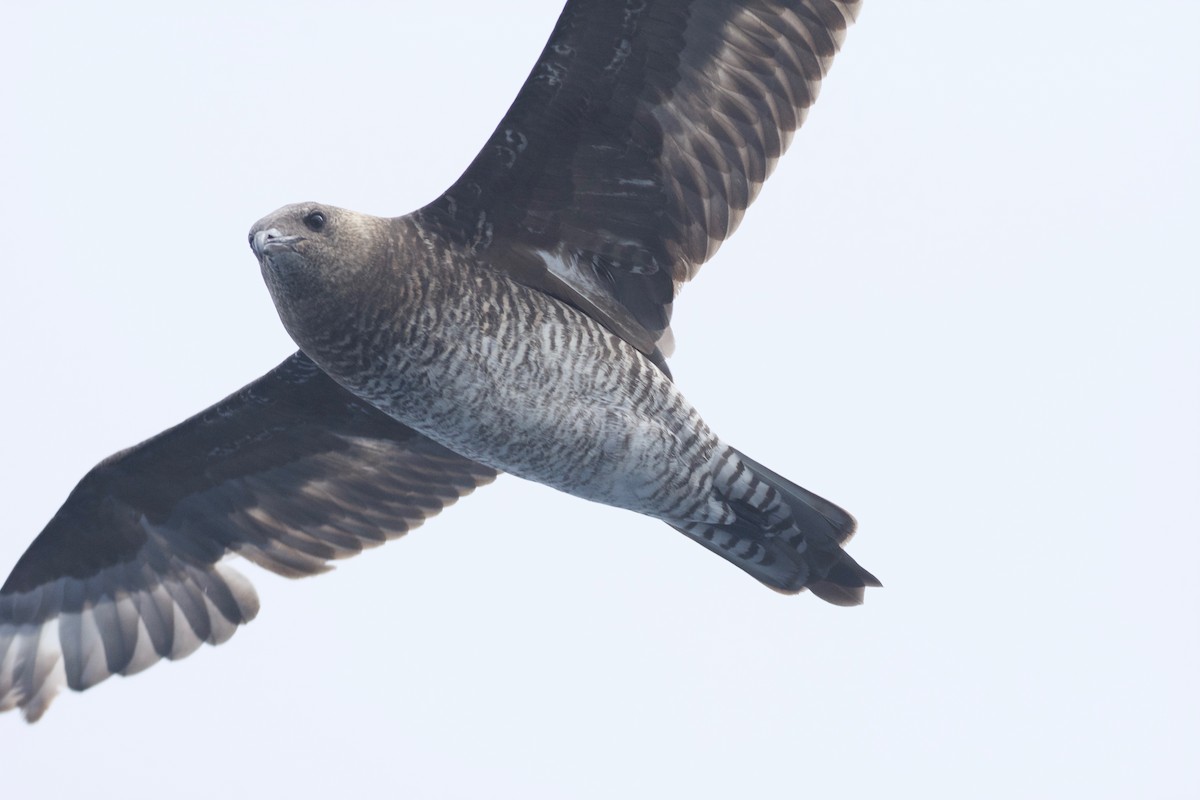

[2,0,874,722]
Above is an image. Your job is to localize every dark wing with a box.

[417,0,861,358]
[0,352,497,721]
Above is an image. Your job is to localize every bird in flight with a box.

[1,0,878,722]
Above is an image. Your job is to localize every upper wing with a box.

[0,352,497,721]
[416,0,861,357]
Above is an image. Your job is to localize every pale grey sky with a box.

[1,2,1197,797]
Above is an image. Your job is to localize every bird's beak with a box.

[249,228,304,259]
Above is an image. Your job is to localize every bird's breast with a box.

[311,261,724,519]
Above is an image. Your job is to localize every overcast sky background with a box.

[1,2,1196,797]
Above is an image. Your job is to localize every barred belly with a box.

[327,266,731,525]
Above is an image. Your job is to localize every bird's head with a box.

[249,203,394,350]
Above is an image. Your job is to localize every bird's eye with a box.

[303,211,327,232]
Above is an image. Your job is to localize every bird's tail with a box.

[671,448,880,604]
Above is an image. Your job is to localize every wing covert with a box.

[0,352,497,720]
[417,0,861,356]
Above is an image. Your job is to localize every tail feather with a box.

[807,551,883,606]
[671,448,880,603]
[733,450,858,545]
